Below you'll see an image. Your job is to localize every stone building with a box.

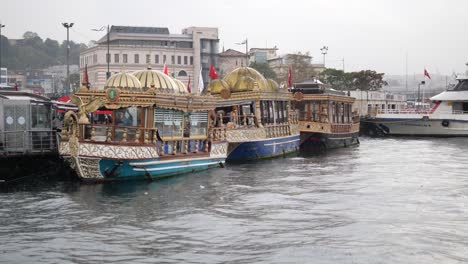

[218,49,246,77]
[80,26,219,93]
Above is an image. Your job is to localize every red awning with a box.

[95,110,113,115]
[58,95,71,103]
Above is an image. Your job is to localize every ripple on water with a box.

[1,137,468,263]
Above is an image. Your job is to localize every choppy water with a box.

[1,137,468,264]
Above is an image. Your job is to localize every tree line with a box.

[250,58,387,91]
[0,31,85,70]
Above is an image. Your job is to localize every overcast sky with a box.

[1,0,468,75]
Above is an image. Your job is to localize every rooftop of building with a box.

[110,26,170,35]
[219,49,246,57]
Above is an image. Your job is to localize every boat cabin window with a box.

[115,107,141,127]
[216,103,255,128]
[154,108,184,138]
[189,112,208,137]
[260,100,288,125]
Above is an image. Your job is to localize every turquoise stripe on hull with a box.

[94,157,225,182]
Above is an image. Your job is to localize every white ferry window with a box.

[31,104,51,128]
[190,112,208,137]
[454,80,468,91]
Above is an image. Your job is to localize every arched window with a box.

[178,70,188,77]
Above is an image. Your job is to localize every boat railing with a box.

[157,138,209,156]
[81,124,209,156]
[211,127,228,141]
[452,110,468,115]
[378,109,468,115]
[83,124,159,144]
[289,112,299,124]
[330,124,353,133]
[0,129,58,155]
[211,123,293,141]
[264,123,292,138]
[377,109,432,115]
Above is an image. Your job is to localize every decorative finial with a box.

[147,64,152,70]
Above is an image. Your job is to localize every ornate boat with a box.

[59,68,228,182]
[292,80,360,151]
[206,67,300,161]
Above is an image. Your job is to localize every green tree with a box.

[249,62,277,79]
[319,68,388,91]
[319,68,352,90]
[350,70,388,91]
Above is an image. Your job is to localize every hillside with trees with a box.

[0,31,85,70]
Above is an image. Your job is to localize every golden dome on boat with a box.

[207,79,230,94]
[267,79,279,92]
[172,78,188,94]
[133,67,181,93]
[223,67,269,92]
[105,71,142,91]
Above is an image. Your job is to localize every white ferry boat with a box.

[365,75,468,136]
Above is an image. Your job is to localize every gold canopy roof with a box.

[223,67,270,92]
[105,71,142,91]
[207,79,230,94]
[173,78,189,94]
[133,68,182,94]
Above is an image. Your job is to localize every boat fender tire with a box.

[441,120,449,127]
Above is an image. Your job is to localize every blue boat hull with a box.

[226,135,300,161]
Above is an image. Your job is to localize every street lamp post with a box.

[320,46,328,67]
[92,25,111,79]
[417,80,425,106]
[0,23,5,80]
[62,22,74,94]
[236,38,248,66]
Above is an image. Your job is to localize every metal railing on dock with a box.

[0,130,58,155]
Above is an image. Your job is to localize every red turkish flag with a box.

[288,67,293,88]
[424,69,431,79]
[187,75,191,93]
[163,64,169,76]
[209,64,218,80]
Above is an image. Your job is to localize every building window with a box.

[177,56,181,65]
[135,54,139,64]
[163,55,167,63]
[123,54,128,63]
[190,56,193,65]
[178,70,188,77]
[171,55,175,65]
[184,56,188,65]
[114,54,119,63]
[146,54,151,64]
[155,55,159,64]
